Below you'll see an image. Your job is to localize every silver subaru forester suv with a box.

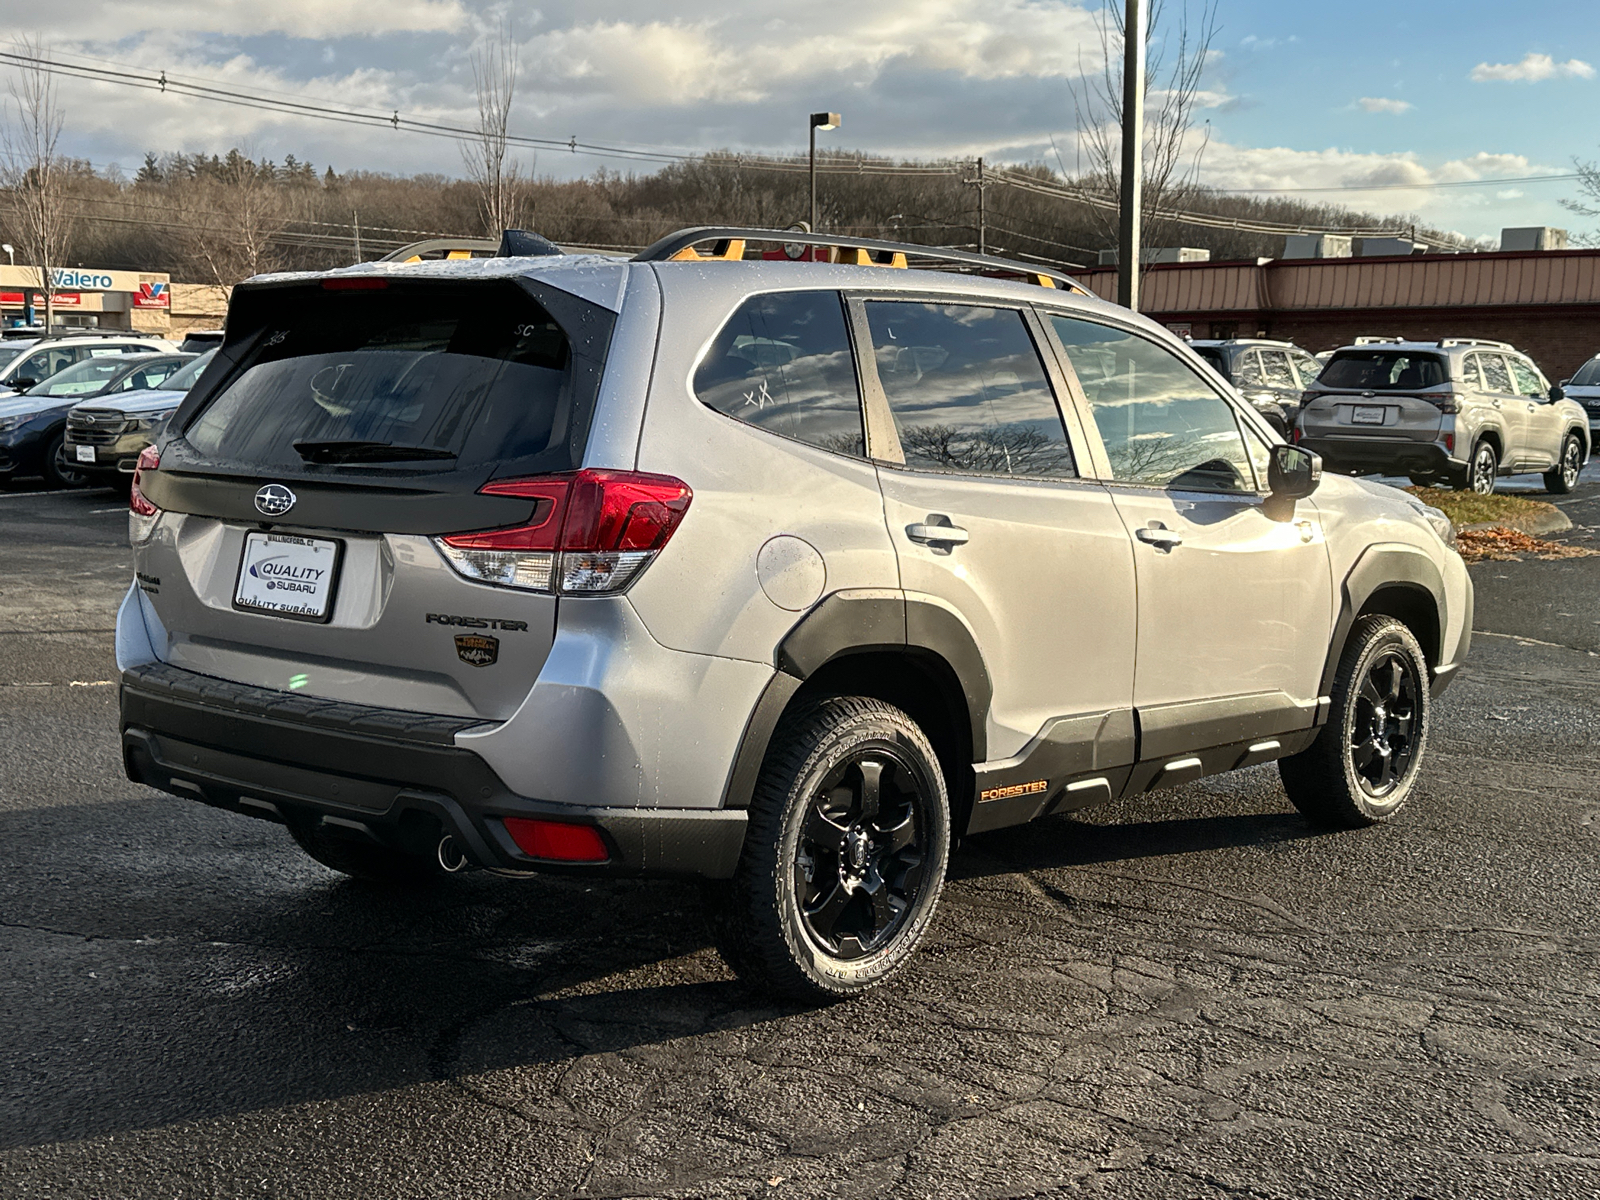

[118,228,1472,1001]
[1297,337,1590,494]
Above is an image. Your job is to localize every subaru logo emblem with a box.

[254,484,297,517]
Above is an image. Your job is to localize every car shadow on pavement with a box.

[952,806,1329,880]
[0,794,1328,1151]
[0,796,789,1151]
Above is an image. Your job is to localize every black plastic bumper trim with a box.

[121,664,748,879]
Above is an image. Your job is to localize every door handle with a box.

[1135,524,1183,550]
[906,521,970,546]
[1492,398,1502,408]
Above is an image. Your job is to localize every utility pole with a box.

[1117,0,1146,312]
[808,112,841,232]
[977,157,986,255]
[964,157,990,254]
[352,210,362,264]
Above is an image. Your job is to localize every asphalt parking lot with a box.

[2,475,1600,1200]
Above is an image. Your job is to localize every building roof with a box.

[1074,248,1600,315]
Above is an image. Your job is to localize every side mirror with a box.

[11,376,36,390]
[1268,443,1321,500]
[1550,384,1566,402]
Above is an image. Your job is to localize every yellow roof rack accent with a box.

[668,238,747,262]
[831,247,908,269]
[446,249,474,260]
[1032,274,1057,288]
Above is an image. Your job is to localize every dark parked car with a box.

[1,352,193,488]
[1561,354,1600,446]
[1188,338,1323,435]
[64,350,214,487]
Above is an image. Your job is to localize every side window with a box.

[1050,315,1256,493]
[693,291,864,457]
[1459,355,1484,390]
[1478,353,1513,394]
[1235,350,1265,385]
[1240,416,1273,483]
[862,301,1074,479]
[1508,357,1545,398]
[1290,352,1321,386]
[1259,350,1296,388]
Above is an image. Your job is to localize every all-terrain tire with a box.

[1544,432,1584,495]
[706,696,951,1002]
[288,820,443,885]
[1279,615,1430,828]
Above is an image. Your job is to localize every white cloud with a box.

[1357,96,1411,114]
[520,2,1104,107]
[13,0,467,39]
[1470,52,1595,83]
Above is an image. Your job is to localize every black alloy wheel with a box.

[1545,433,1583,495]
[707,695,951,1001]
[1279,614,1430,828]
[1349,648,1422,798]
[795,748,928,960]
[1467,439,1498,495]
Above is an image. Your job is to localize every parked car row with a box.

[1188,333,1592,494]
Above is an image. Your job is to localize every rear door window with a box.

[694,290,864,457]
[1050,315,1256,492]
[1477,353,1514,394]
[1258,350,1296,388]
[1234,350,1265,386]
[184,283,596,477]
[863,301,1074,479]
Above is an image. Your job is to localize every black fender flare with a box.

[719,589,993,808]
[1320,543,1448,701]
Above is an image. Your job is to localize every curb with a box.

[1461,508,1573,536]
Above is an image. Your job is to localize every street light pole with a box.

[1117,0,1146,312]
[808,111,841,232]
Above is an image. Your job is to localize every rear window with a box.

[1571,358,1600,387]
[183,283,602,477]
[1319,351,1446,391]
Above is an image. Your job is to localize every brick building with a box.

[1075,248,1600,382]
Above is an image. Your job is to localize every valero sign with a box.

[134,281,170,309]
[50,268,115,291]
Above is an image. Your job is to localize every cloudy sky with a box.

[3,0,1596,242]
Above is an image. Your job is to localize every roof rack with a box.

[1353,335,1407,345]
[1437,337,1514,350]
[632,226,1091,295]
[379,232,633,264]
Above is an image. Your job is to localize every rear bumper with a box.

[1300,435,1456,476]
[120,661,748,879]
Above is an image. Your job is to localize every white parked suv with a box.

[117,228,1472,1000]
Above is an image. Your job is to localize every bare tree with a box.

[462,20,526,236]
[1562,159,1600,246]
[1065,1,1220,265]
[170,149,290,286]
[0,37,75,328]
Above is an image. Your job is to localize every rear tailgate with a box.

[1300,389,1446,442]
[132,275,616,722]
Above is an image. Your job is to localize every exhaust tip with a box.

[437,835,469,873]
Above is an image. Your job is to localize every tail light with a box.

[1428,391,1460,414]
[129,445,161,542]
[435,468,692,595]
[1442,433,1454,453]
[502,817,610,862]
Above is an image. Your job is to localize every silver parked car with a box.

[117,228,1472,1000]
[1297,337,1590,494]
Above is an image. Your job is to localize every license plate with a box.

[74,444,95,463]
[1351,405,1386,425]
[234,532,342,622]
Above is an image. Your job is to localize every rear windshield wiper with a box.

[292,440,458,464]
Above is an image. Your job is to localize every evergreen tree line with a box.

[23,146,1474,285]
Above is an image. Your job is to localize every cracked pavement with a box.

[2,477,1599,1199]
